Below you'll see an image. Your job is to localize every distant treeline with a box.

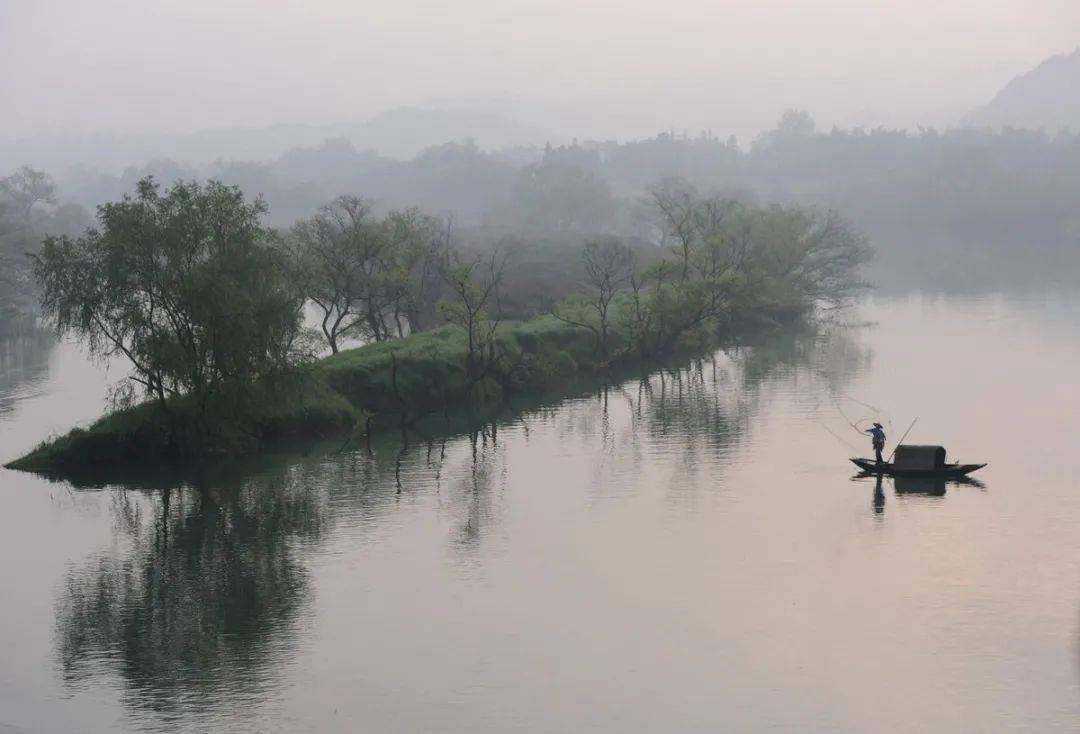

[0,167,92,324]
[45,111,1080,289]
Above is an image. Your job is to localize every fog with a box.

[3,1,1080,306]
[3,0,1078,146]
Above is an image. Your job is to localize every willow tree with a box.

[32,177,305,416]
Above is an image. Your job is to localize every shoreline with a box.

[5,309,803,476]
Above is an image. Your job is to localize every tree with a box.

[285,198,449,353]
[624,258,739,358]
[775,109,816,137]
[284,196,382,354]
[1,166,56,223]
[490,161,615,231]
[752,109,817,151]
[740,205,872,312]
[630,181,870,357]
[0,186,93,321]
[648,178,697,278]
[438,247,508,378]
[381,207,450,337]
[0,200,42,318]
[0,201,27,302]
[551,237,634,358]
[33,177,304,419]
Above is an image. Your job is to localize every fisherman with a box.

[865,422,886,463]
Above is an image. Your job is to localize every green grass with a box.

[317,318,606,416]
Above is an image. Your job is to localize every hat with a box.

[873,422,883,428]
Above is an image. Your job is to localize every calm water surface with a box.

[1,293,1078,733]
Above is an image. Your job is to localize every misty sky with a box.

[2,0,1078,143]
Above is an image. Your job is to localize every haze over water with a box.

[1,291,1078,732]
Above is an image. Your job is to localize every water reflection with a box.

[5,293,1077,732]
[619,327,868,498]
[854,472,987,516]
[50,322,870,728]
[0,324,54,419]
[55,467,326,726]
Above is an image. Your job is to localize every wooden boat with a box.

[849,444,986,477]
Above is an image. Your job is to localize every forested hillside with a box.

[42,113,1080,290]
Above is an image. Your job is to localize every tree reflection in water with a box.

[0,324,53,419]
[55,468,325,721]
[608,325,868,498]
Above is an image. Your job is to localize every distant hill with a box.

[0,108,554,174]
[351,108,552,158]
[962,48,1080,131]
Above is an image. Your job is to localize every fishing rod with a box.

[819,422,861,452]
[833,398,869,436]
[888,417,919,461]
[835,394,894,436]
[838,393,883,414]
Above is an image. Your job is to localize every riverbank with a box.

[5,309,797,473]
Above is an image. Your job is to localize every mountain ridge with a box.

[0,107,555,174]
[962,48,1080,131]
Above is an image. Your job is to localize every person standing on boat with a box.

[865,422,886,463]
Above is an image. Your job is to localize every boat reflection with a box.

[853,471,986,514]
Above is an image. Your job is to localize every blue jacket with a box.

[866,426,886,446]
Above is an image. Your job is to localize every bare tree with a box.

[439,247,508,378]
[284,196,387,354]
[648,178,696,279]
[287,198,452,353]
[551,237,634,359]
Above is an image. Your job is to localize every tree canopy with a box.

[33,177,305,412]
[283,197,448,353]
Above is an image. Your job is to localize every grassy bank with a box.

[317,316,604,414]
[5,373,361,472]
[5,306,797,473]
[5,315,615,472]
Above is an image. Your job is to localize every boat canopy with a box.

[893,445,946,471]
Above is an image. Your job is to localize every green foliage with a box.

[622,183,871,358]
[32,177,306,420]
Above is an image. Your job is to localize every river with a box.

[0,292,1078,733]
